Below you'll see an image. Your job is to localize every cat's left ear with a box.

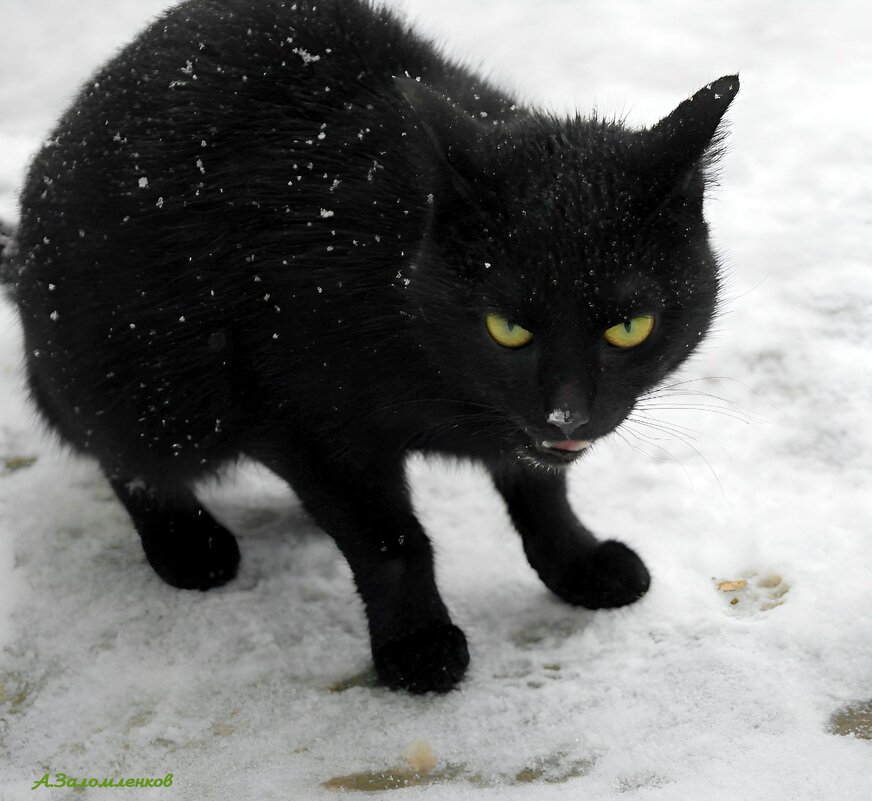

[394,75,488,194]
[649,74,740,179]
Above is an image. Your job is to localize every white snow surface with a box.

[2,1,872,798]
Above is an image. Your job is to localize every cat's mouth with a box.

[542,439,591,453]
[535,439,593,463]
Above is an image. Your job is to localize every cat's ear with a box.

[648,74,739,179]
[394,75,488,192]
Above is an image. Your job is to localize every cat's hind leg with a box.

[106,473,240,591]
[491,465,650,609]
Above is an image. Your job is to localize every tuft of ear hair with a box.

[650,74,740,175]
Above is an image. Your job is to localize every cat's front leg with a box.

[490,465,650,609]
[271,453,468,693]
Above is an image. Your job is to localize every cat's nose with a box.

[546,407,590,438]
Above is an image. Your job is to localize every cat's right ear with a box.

[649,74,740,177]
[394,75,488,194]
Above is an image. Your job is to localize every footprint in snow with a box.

[715,573,789,616]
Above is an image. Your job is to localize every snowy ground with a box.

[2,0,872,798]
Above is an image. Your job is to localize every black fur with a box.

[0,221,15,287]
[11,0,738,693]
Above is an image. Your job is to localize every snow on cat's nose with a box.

[546,407,589,438]
[541,408,592,456]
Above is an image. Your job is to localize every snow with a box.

[2,1,872,799]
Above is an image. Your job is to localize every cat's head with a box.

[398,76,738,467]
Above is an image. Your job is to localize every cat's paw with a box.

[373,623,469,694]
[555,540,650,610]
[142,516,240,591]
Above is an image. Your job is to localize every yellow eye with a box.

[604,315,655,348]
[486,313,534,349]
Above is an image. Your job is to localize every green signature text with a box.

[32,773,173,790]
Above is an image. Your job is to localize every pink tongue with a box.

[545,440,591,452]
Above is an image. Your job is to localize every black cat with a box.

[8,0,738,692]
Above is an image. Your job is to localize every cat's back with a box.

[17,0,433,233]
[11,0,517,465]
[17,0,508,224]
[14,0,513,319]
